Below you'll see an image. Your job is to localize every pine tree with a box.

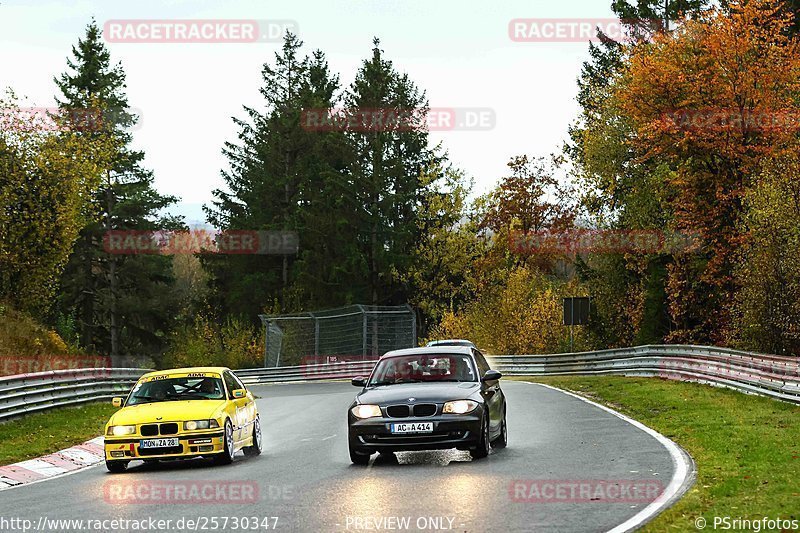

[345,37,439,306]
[55,19,183,356]
[206,33,356,316]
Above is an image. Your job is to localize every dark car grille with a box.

[159,423,179,435]
[386,405,410,418]
[140,423,179,436]
[413,404,437,417]
[141,424,158,436]
[385,403,437,418]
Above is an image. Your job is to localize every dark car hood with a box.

[356,382,481,404]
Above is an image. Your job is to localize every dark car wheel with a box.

[106,460,128,473]
[492,409,508,448]
[243,417,262,457]
[470,414,490,459]
[213,419,235,465]
[349,435,371,465]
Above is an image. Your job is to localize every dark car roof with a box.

[381,346,475,358]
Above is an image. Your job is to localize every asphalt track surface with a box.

[0,381,685,533]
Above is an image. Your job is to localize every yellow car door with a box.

[233,371,257,442]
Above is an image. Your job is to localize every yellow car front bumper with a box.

[104,430,225,460]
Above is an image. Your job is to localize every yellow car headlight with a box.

[108,425,136,436]
[350,404,382,419]
[183,419,220,431]
[443,400,478,414]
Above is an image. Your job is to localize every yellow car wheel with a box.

[213,419,235,465]
[243,417,262,457]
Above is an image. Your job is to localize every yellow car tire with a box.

[213,419,235,465]
[243,417,262,457]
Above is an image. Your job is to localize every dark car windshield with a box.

[368,354,477,386]
[127,376,226,405]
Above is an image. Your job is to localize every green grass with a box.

[516,376,800,531]
[0,402,117,466]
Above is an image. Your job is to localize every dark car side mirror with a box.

[481,369,503,382]
[351,377,367,387]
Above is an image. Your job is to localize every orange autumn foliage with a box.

[616,0,800,342]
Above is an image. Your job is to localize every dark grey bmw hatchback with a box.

[347,346,507,464]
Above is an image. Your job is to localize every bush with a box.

[427,266,591,354]
[161,315,263,370]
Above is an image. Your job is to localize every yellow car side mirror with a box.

[112,397,123,407]
[232,389,246,399]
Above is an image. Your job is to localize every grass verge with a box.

[0,402,117,466]
[517,376,800,532]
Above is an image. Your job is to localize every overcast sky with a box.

[1,0,618,225]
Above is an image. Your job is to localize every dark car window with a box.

[223,371,240,399]
[231,371,246,391]
[127,376,225,405]
[473,350,490,376]
[368,354,477,386]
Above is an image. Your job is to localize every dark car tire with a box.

[491,409,508,448]
[106,460,128,473]
[243,417,262,457]
[213,419,235,465]
[349,435,371,465]
[470,415,490,459]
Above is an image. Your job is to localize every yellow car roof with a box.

[140,367,230,379]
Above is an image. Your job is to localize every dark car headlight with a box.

[183,419,220,430]
[443,400,478,414]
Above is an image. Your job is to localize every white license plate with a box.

[391,422,434,434]
[139,438,179,449]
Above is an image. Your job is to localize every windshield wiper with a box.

[369,379,424,386]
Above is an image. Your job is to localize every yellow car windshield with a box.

[127,376,225,405]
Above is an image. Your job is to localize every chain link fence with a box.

[258,305,417,367]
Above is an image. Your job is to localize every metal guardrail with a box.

[232,345,800,404]
[0,368,147,421]
[3,345,797,422]
[489,344,800,404]
[236,360,379,384]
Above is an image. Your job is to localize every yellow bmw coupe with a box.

[104,367,261,473]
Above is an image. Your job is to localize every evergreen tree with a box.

[55,20,183,356]
[344,37,439,306]
[206,33,355,317]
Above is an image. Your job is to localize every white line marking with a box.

[58,448,103,465]
[525,382,694,533]
[0,461,103,492]
[15,459,68,477]
[321,434,337,441]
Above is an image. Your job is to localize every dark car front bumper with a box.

[348,409,484,453]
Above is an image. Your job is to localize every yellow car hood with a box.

[109,400,227,426]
